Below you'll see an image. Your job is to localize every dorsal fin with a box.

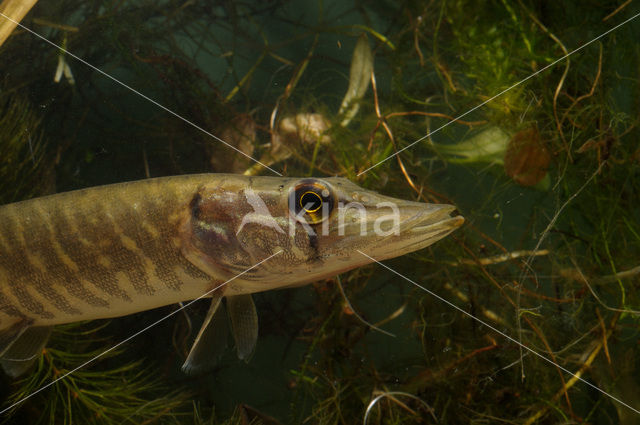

[226,294,258,361]
[181,295,228,375]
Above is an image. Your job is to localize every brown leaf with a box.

[504,126,550,187]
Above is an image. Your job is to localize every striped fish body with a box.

[0,173,463,375]
[0,174,217,331]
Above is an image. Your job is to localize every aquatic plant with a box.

[2,323,191,424]
[432,124,551,188]
[0,0,639,424]
[0,94,49,203]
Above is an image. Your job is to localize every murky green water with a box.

[1,1,639,424]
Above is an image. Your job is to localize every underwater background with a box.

[1,0,639,423]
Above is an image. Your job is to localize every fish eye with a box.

[290,179,334,224]
[299,191,323,213]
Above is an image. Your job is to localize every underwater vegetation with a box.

[2,323,191,424]
[0,92,49,203]
[0,0,639,423]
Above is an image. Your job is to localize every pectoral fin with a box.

[0,326,51,377]
[226,294,258,361]
[181,295,228,375]
[0,319,31,357]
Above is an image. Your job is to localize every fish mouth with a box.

[380,203,464,254]
[323,197,463,264]
[407,205,465,234]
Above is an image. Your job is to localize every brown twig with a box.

[368,68,420,195]
[559,43,603,137]
[603,0,632,21]
[385,110,487,127]
[523,313,619,425]
[517,0,572,159]
[526,318,573,413]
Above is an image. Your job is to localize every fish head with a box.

[181,176,464,294]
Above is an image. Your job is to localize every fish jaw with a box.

[342,202,464,262]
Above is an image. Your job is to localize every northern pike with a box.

[0,174,463,376]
